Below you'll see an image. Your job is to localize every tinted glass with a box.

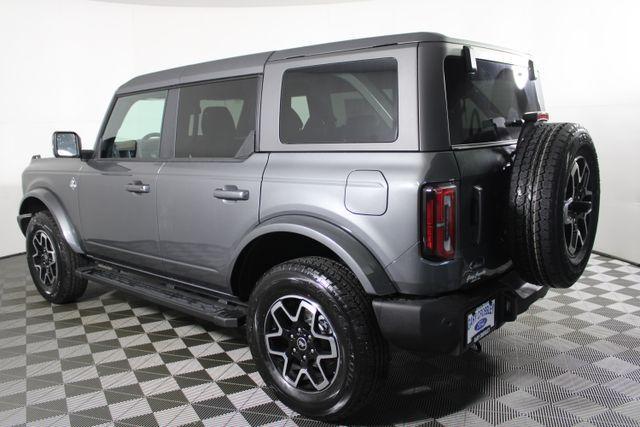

[280,59,398,144]
[101,91,167,159]
[444,56,540,145]
[175,77,258,158]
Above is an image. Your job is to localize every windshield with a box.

[444,56,540,145]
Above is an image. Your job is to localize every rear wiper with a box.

[482,117,506,130]
[484,117,525,129]
[505,119,525,127]
[480,116,527,129]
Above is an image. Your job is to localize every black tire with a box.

[25,211,88,303]
[507,122,600,288]
[247,256,387,422]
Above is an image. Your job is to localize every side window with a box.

[290,96,309,127]
[100,91,167,159]
[175,77,258,159]
[280,58,398,144]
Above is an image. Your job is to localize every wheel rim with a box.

[563,155,593,261]
[31,230,58,293]
[264,295,340,393]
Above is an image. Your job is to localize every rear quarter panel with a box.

[260,152,459,268]
[259,42,462,293]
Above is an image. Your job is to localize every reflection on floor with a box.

[0,254,638,426]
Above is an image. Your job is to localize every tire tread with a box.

[508,122,599,288]
[26,211,87,303]
[247,256,387,422]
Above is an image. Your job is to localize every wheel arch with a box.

[18,188,84,254]
[229,215,395,301]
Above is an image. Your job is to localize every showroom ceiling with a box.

[90,0,367,6]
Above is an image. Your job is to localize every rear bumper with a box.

[372,271,548,355]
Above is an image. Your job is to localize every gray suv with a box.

[17,33,600,421]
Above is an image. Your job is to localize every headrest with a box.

[201,106,235,139]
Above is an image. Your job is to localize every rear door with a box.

[78,90,169,271]
[156,77,267,292]
[442,47,543,284]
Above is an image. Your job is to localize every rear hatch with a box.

[444,51,542,285]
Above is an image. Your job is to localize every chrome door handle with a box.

[214,185,249,201]
[126,182,150,193]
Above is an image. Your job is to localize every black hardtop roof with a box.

[117,32,526,94]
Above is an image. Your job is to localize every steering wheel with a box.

[141,132,161,142]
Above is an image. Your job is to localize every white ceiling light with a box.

[90,0,368,6]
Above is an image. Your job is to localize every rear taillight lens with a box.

[421,184,456,260]
[523,111,549,123]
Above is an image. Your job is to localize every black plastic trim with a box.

[77,265,246,327]
[372,271,548,355]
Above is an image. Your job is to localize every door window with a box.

[280,58,398,144]
[100,91,167,159]
[175,77,258,159]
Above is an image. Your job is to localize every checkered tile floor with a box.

[0,254,639,426]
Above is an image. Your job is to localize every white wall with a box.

[1,0,638,262]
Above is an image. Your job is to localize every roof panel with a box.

[115,32,526,95]
[268,32,448,61]
[179,51,273,86]
[116,51,273,94]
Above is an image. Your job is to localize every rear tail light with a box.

[523,111,549,123]
[421,184,456,260]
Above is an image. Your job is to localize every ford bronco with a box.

[17,33,600,421]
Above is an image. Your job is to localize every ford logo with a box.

[475,318,488,331]
[296,337,308,351]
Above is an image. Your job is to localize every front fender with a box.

[230,215,396,295]
[18,188,84,254]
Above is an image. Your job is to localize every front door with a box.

[156,77,266,292]
[78,90,168,271]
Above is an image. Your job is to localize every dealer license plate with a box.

[466,299,496,344]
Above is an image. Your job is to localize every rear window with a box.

[444,56,540,145]
[280,59,398,144]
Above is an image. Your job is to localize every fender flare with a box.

[18,188,84,254]
[229,215,396,296]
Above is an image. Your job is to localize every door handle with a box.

[126,182,151,194]
[214,185,249,201]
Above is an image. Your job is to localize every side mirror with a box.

[52,131,81,158]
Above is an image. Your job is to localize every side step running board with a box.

[76,266,246,327]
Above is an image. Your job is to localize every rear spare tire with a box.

[507,122,600,288]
